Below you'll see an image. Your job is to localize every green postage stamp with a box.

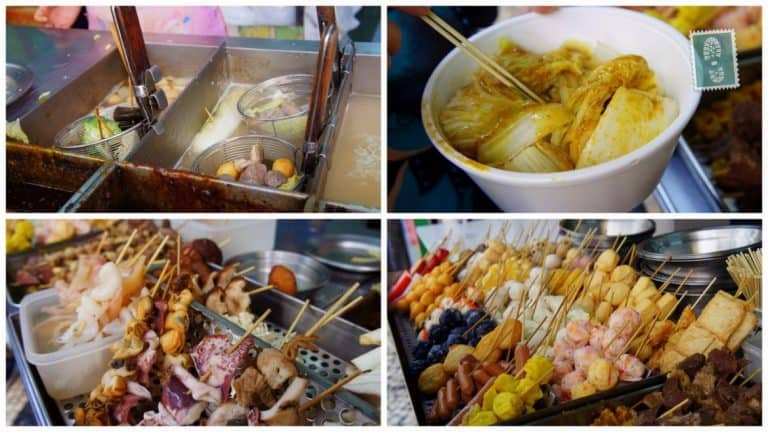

[690,29,740,91]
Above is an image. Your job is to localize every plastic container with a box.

[20,289,121,399]
[421,7,701,211]
[172,220,277,261]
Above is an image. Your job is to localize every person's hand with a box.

[34,6,81,29]
[388,7,430,67]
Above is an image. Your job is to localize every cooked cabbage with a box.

[438,40,677,173]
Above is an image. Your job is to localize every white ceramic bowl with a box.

[422,7,701,211]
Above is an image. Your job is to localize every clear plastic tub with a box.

[20,289,121,399]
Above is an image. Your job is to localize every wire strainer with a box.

[191,134,302,190]
[53,105,142,161]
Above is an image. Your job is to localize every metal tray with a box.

[7,276,380,425]
[638,225,762,261]
[7,62,34,106]
[307,234,380,273]
[6,230,103,307]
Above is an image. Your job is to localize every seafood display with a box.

[440,42,677,172]
[388,220,761,426]
[8,220,382,426]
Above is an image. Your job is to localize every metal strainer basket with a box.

[237,74,314,146]
[53,105,142,161]
[191,134,302,190]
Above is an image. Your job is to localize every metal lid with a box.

[638,225,762,262]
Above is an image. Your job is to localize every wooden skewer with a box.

[162,266,177,299]
[246,285,274,296]
[234,265,257,277]
[228,309,271,354]
[672,269,694,297]
[95,231,109,255]
[127,233,159,267]
[618,314,653,357]
[603,321,630,352]
[658,398,689,420]
[306,283,360,336]
[740,368,761,386]
[217,237,231,248]
[298,369,369,414]
[278,299,311,349]
[114,228,138,264]
[150,260,171,298]
[313,296,364,334]
[148,235,170,267]
[176,234,181,277]
[524,319,547,348]
[462,313,489,337]
[650,256,671,279]
[690,277,717,311]
[615,236,628,254]
[655,267,681,297]
[200,370,212,382]
[729,365,747,384]
[662,291,689,322]
[95,107,105,140]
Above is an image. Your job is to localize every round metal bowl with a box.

[53,105,142,161]
[558,219,655,253]
[638,225,761,288]
[7,63,34,106]
[307,234,380,273]
[190,134,301,189]
[237,74,312,146]
[226,250,330,296]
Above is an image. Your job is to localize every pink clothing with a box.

[86,6,227,36]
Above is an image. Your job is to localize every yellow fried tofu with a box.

[726,311,758,351]
[675,322,722,357]
[675,305,696,331]
[659,347,687,373]
[697,291,745,342]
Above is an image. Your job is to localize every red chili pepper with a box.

[388,271,413,304]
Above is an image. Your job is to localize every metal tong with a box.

[301,6,341,177]
[111,6,168,134]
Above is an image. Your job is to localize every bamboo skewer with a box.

[114,228,138,264]
[663,291,689,322]
[315,296,364,331]
[690,277,717,311]
[150,260,171,298]
[672,269,694,297]
[176,234,181,277]
[462,313,489,337]
[658,398,689,420]
[94,107,105,140]
[740,368,761,386]
[148,235,170,267]
[204,107,215,122]
[305,283,360,337]
[127,232,159,267]
[234,265,257,277]
[729,365,746,385]
[299,369,369,414]
[246,285,274,295]
[228,309,271,354]
[95,231,108,255]
[650,256,671,279]
[278,299,311,349]
[217,237,231,248]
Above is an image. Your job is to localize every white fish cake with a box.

[726,311,758,351]
[576,87,678,168]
